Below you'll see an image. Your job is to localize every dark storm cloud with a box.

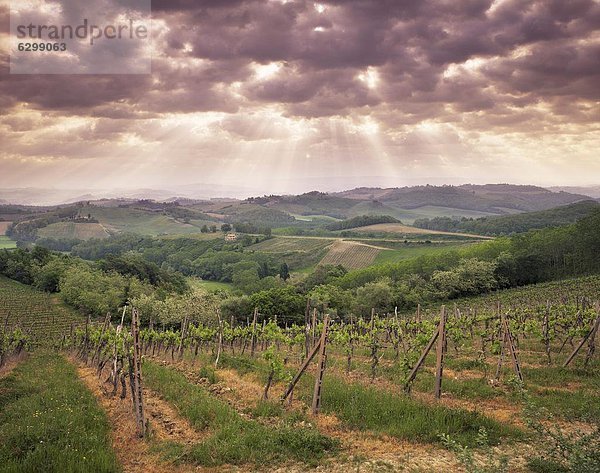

[0,0,598,130]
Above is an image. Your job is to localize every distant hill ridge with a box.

[330,184,590,213]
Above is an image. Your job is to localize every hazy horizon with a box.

[1,180,600,207]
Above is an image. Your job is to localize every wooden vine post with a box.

[494,314,523,383]
[404,306,447,396]
[92,312,111,366]
[281,314,330,415]
[563,308,600,368]
[131,307,146,437]
[434,306,447,399]
[311,308,317,345]
[178,315,189,359]
[215,310,223,368]
[250,307,258,357]
[504,316,523,383]
[542,302,551,364]
[304,298,311,358]
[311,315,329,415]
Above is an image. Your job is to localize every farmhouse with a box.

[225,233,237,241]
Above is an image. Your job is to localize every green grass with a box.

[412,372,500,401]
[0,352,120,472]
[193,352,517,447]
[143,360,337,467]
[373,243,468,265]
[0,235,17,249]
[527,457,569,473]
[521,365,600,390]
[315,376,519,446]
[526,386,600,423]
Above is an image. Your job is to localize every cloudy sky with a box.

[0,0,599,196]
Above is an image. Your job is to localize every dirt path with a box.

[73,359,201,473]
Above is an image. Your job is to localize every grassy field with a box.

[0,352,120,472]
[372,242,470,265]
[0,235,16,249]
[81,205,215,236]
[37,221,110,240]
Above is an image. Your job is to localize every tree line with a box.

[1,209,599,326]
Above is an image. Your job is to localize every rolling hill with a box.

[335,184,590,213]
[413,200,600,236]
[1,184,592,244]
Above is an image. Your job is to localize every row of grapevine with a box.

[0,276,85,345]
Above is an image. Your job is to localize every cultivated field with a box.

[37,221,111,240]
[320,240,381,269]
[249,236,334,253]
[81,205,214,236]
[0,276,599,472]
[0,276,84,345]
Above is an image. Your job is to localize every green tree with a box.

[279,262,290,281]
[249,286,304,323]
[33,258,70,292]
[354,278,393,315]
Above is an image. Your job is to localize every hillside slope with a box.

[413,200,600,235]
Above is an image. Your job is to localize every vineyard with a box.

[248,236,334,253]
[0,276,84,349]
[1,276,599,472]
[320,240,381,269]
[37,221,111,240]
